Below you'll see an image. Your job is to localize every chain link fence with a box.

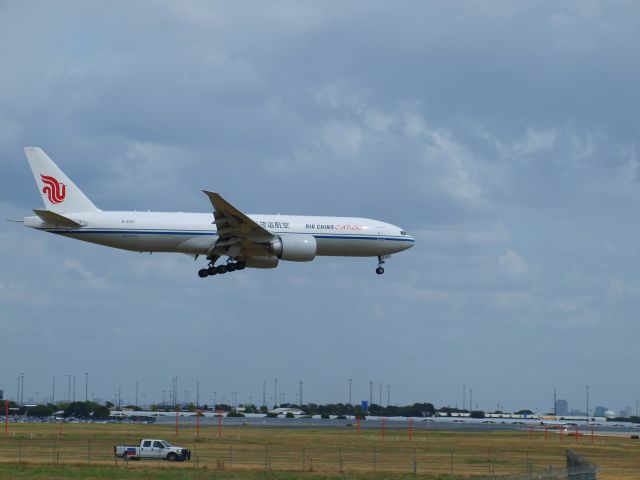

[0,435,599,478]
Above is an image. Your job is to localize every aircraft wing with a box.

[202,191,274,255]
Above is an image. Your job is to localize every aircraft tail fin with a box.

[24,147,100,213]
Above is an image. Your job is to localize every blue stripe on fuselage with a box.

[42,228,415,243]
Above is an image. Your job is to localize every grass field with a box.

[0,422,637,479]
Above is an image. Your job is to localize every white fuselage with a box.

[24,211,415,258]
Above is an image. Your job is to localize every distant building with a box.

[555,399,568,416]
[620,406,632,418]
[594,406,608,417]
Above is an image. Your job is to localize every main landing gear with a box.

[376,255,385,275]
[198,260,246,278]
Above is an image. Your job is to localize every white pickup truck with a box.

[113,438,191,461]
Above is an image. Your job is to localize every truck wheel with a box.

[167,452,177,461]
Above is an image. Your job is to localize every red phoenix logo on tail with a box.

[40,174,66,204]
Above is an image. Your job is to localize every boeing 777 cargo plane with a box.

[21,148,414,277]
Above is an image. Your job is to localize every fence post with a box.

[52,439,56,464]
[18,439,22,462]
[88,438,91,464]
[302,446,305,471]
[229,444,233,469]
[413,447,417,474]
[372,445,376,472]
[450,450,453,475]
[339,447,343,472]
[265,446,268,469]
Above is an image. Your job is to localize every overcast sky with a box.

[1,1,639,413]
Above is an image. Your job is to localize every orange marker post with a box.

[575,425,579,443]
[381,417,386,440]
[196,410,200,436]
[408,418,413,440]
[217,410,222,438]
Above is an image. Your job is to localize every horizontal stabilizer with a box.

[33,209,81,228]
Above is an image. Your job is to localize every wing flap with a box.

[202,191,275,258]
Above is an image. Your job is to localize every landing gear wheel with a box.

[216,265,228,274]
[198,269,209,278]
[236,261,246,270]
[227,263,237,272]
[207,266,217,275]
[376,266,385,275]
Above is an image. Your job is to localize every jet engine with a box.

[270,234,317,261]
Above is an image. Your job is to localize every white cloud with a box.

[498,249,529,277]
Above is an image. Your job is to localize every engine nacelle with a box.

[270,234,317,262]
[245,256,279,269]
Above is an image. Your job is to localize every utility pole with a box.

[135,381,139,407]
[470,388,473,412]
[20,373,24,407]
[553,388,557,417]
[262,382,266,408]
[348,378,352,405]
[379,383,382,405]
[73,374,76,402]
[67,375,71,402]
[298,380,303,407]
[387,384,390,406]
[84,373,89,402]
[196,381,200,410]
[52,376,55,404]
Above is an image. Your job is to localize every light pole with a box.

[84,373,89,402]
[387,384,390,406]
[20,373,24,407]
[172,377,178,407]
[274,378,278,408]
[135,381,139,407]
[348,378,352,405]
[67,375,71,402]
[196,381,200,410]
[262,382,266,408]
[585,385,590,422]
[369,381,373,406]
[298,381,303,407]
[52,376,55,404]
[378,383,382,405]
[73,374,76,402]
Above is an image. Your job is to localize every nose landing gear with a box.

[376,255,385,275]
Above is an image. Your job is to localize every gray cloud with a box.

[1,1,639,412]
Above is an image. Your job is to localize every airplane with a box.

[21,147,415,277]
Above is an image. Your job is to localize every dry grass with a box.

[0,422,637,479]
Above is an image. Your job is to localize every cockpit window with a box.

[400,230,408,236]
